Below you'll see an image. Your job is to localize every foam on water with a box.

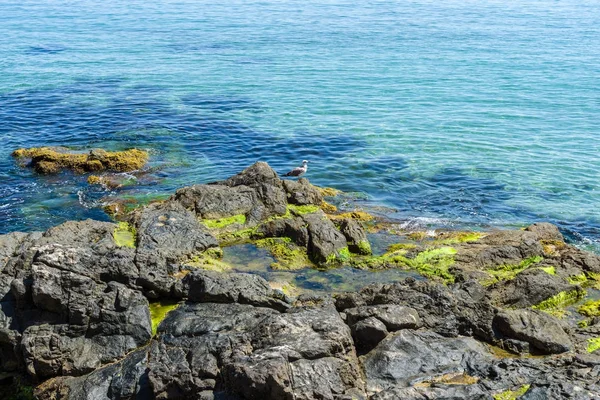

[0,0,599,252]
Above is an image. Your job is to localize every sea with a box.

[1,0,599,252]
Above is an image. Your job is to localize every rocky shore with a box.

[1,162,600,399]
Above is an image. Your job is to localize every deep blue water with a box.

[1,0,599,251]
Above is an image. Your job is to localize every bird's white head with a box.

[302,160,308,165]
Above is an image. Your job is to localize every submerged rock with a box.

[12,147,148,174]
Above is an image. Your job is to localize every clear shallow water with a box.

[1,0,600,251]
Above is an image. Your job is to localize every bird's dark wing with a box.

[284,167,304,176]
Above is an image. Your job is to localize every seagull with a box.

[284,160,308,177]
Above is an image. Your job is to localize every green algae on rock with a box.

[255,237,312,270]
[434,231,485,245]
[493,384,530,400]
[184,247,231,272]
[538,265,556,275]
[149,301,179,335]
[113,222,137,248]
[531,289,586,318]
[587,337,600,353]
[348,246,457,284]
[12,147,148,174]
[482,256,544,286]
[578,299,600,317]
[407,247,457,283]
[202,214,247,229]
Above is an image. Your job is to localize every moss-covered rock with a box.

[531,288,586,318]
[349,246,457,284]
[255,237,312,270]
[587,337,600,353]
[202,214,247,229]
[149,301,179,335]
[330,211,375,222]
[493,384,530,400]
[578,300,600,317]
[435,231,485,244]
[481,256,544,286]
[12,147,148,174]
[113,222,137,248]
[183,247,231,272]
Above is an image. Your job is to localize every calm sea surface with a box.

[1,0,599,251]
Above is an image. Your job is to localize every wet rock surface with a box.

[2,162,600,399]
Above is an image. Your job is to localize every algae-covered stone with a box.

[255,237,312,270]
[337,218,372,255]
[12,147,148,174]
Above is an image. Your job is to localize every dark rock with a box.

[257,217,310,247]
[174,269,290,312]
[219,161,288,220]
[351,317,388,353]
[133,201,218,294]
[493,309,572,354]
[173,183,256,219]
[301,211,348,264]
[525,223,564,242]
[282,178,323,206]
[21,279,151,379]
[488,268,577,309]
[560,246,600,274]
[337,218,371,255]
[345,304,422,332]
[362,330,492,394]
[455,230,544,269]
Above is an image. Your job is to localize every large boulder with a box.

[283,178,323,206]
[362,330,493,394]
[301,212,348,264]
[174,269,290,312]
[132,201,218,295]
[493,309,572,354]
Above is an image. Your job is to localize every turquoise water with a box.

[1,0,599,250]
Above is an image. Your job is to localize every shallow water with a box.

[222,243,420,294]
[1,0,599,252]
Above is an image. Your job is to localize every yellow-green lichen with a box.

[288,204,320,215]
[149,301,179,335]
[493,384,530,400]
[269,281,300,297]
[532,289,586,318]
[587,337,600,353]
[482,256,544,286]
[578,300,600,317]
[255,237,312,270]
[113,222,137,248]
[264,204,321,223]
[578,319,590,328]
[203,214,246,229]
